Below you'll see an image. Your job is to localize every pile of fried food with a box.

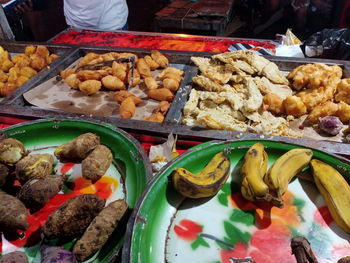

[60,50,184,122]
[0,45,59,97]
[0,133,127,262]
[182,50,350,138]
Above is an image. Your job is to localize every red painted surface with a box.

[174,219,203,242]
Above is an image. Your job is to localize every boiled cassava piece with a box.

[0,191,28,231]
[54,133,100,162]
[17,174,67,212]
[15,153,54,184]
[73,199,128,261]
[41,245,77,263]
[82,145,112,181]
[0,138,27,165]
[0,251,28,263]
[43,194,106,239]
[0,163,9,187]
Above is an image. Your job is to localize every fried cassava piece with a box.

[43,194,105,239]
[17,174,67,212]
[15,153,54,184]
[0,163,9,187]
[73,199,128,262]
[0,191,28,231]
[82,145,113,181]
[54,133,100,162]
[0,251,28,263]
[41,245,77,263]
[0,138,27,165]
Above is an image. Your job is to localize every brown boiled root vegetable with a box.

[82,145,113,181]
[0,138,27,165]
[0,191,28,231]
[0,163,9,187]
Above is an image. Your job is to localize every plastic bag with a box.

[300,28,350,60]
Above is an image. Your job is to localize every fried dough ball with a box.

[20,66,37,79]
[307,101,339,123]
[282,96,307,117]
[77,70,101,81]
[155,101,171,115]
[96,69,109,78]
[48,54,59,64]
[0,70,8,82]
[79,80,102,95]
[296,86,335,112]
[101,53,115,61]
[144,55,159,70]
[144,77,158,90]
[60,68,76,79]
[118,52,138,62]
[1,59,14,72]
[148,88,174,102]
[78,53,100,67]
[35,46,50,59]
[24,45,36,56]
[114,90,142,105]
[101,75,125,91]
[335,78,350,104]
[7,67,19,83]
[65,73,81,89]
[151,50,169,68]
[163,78,180,92]
[262,93,284,114]
[127,68,140,87]
[0,82,18,96]
[119,97,136,119]
[136,58,151,78]
[112,62,127,82]
[16,76,29,87]
[337,101,350,123]
[12,54,30,68]
[143,112,164,122]
[30,54,47,71]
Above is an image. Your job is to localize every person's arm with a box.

[0,0,11,4]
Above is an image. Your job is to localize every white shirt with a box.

[63,0,128,31]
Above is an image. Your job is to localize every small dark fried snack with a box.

[54,133,100,162]
[0,190,28,231]
[17,174,67,212]
[0,163,9,187]
[82,145,112,181]
[73,199,128,262]
[0,138,27,165]
[43,194,106,239]
[16,153,54,184]
[147,88,174,102]
[0,251,28,263]
[41,246,77,263]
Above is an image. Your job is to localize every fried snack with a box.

[148,88,174,101]
[114,90,142,105]
[7,67,19,83]
[101,53,115,62]
[296,86,335,112]
[77,70,102,81]
[41,246,77,263]
[144,55,159,70]
[43,194,106,239]
[335,78,350,104]
[12,54,30,68]
[127,68,141,87]
[17,174,67,212]
[16,153,54,184]
[54,133,100,162]
[307,101,339,124]
[87,56,104,65]
[35,45,50,59]
[112,61,127,82]
[82,145,112,181]
[159,67,184,77]
[0,138,27,165]
[79,80,102,95]
[60,68,76,79]
[143,112,164,122]
[73,200,128,262]
[1,59,14,72]
[78,53,100,67]
[118,52,138,62]
[29,54,47,71]
[48,54,59,64]
[155,101,171,115]
[119,97,136,118]
[144,76,158,90]
[0,83,17,96]
[16,76,29,87]
[0,163,9,187]
[0,190,28,231]
[24,45,36,56]
[337,101,350,123]
[0,251,28,263]
[65,73,81,89]
[101,75,125,91]
[262,93,284,114]
[151,50,169,68]
[158,72,182,83]
[282,96,307,117]
[163,78,180,92]
[0,70,8,82]
[137,58,152,78]
[20,66,37,79]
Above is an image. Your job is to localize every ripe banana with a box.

[311,159,350,234]
[172,150,231,198]
[264,148,313,199]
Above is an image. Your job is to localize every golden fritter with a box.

[159,72,182,83]
[307,101,339,123]
[30,54,47,71]
[282,96,307,117]
[60,68,76,79]
[127,68,140,87]
[159,67,184,77]
[144,77,158,90]
[24,45,36,56]
[7,67,19,83]
[77,70,101,81]
[0,82,17,97]
[114,90,142,105]
[101,75,125,90]
[112,62,127,82]
[155,101,171,115]
[12,54,30,68]
[296,86,335,112]
[48,54,59,64]
[79,80,102,95]
[163,78,179,92]
[78,53,100,67]
[16,76,29,87]
[143,112,164,122]
[65,74,80,89]
[148,88,174,102]
[35,46,50,59]
[136,58,151,78]
[20,67,37,79]
[335,78,350,104]
[0,70,8,82]
[101,53,115,62]
[119,97,136,118]
[262,93,284,114]
[1,59,14,72]
[151,50,168,68]
[337,101,350,123]
[144,55,159,70]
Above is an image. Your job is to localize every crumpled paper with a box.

[149,133,177,173]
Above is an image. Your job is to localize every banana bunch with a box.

[241,144,313,207]
[311,159,350,234]
[172,150,231,198]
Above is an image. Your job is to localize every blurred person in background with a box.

[63,0,129,31]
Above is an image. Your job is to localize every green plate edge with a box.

[122,139,350,263]
[2,118,153,263]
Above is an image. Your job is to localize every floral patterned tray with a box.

[123,140,350,263]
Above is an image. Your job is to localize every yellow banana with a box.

[240,143,269,201]
[311,159,350,234]
[264,148,313,198]
[172,150,231,198]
